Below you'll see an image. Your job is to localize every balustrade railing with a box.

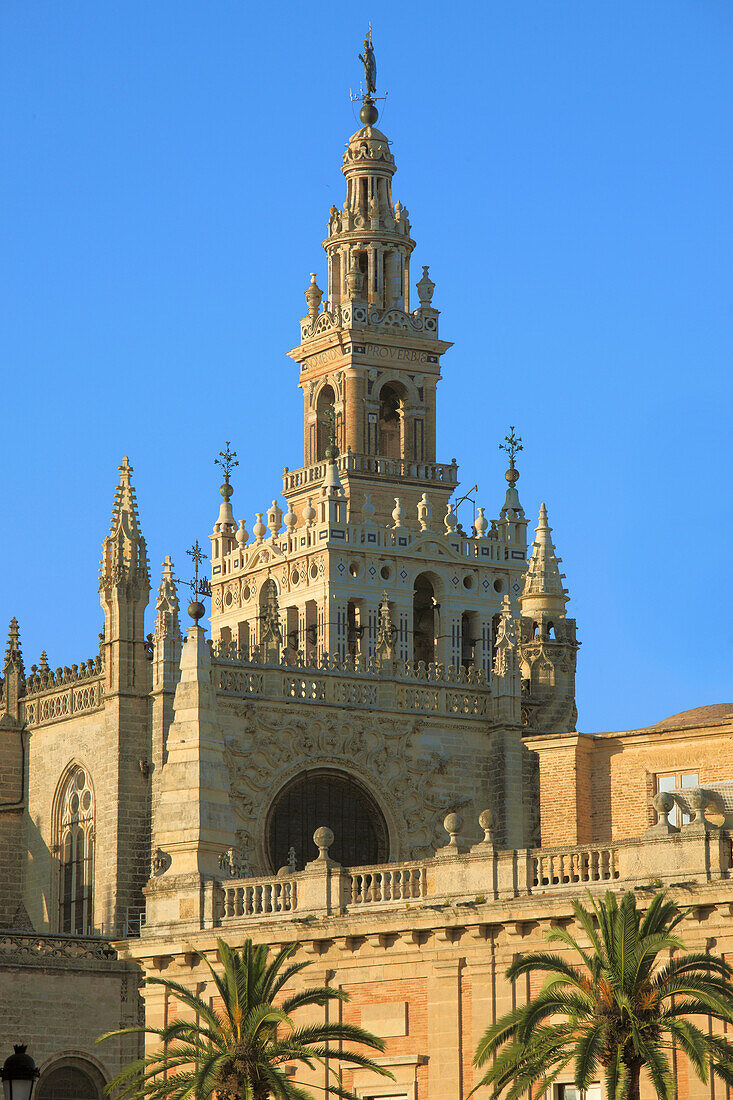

[350,864,427,905]
[531,845,620,890]
[212,646,492,717]
[221,879,297,920]
[282,451,458,495]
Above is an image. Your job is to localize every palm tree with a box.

[98,937,393,1100]
[472,889,733,1100]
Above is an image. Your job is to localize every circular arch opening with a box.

[266,769,389,872]
[38,1060,105,1100]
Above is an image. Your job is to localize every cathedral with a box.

[1,42,732,1100]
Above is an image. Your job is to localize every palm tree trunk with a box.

[627,1062,642,1100]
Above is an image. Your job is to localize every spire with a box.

[109,456,142,540]
[1,618,24,722]
[4,619,24,678]
[520,503,569,615]
[99,457,149,594]
[99,457,150,694]
[155,556,180,635]
[152,556,182,692]
[493,596,518,680]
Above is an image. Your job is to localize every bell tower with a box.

[286,39,454,527]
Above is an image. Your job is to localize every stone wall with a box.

[0,725,27,928]
[0,933,143,1088]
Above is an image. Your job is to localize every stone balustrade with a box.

[22,674,105,728]
[349,863,428,906]
[222,878,298,920]
[211,647,493,717]
[531,844,620,891]
[0,930,118,966]
[282,451,458,495]
[161,813,732,936]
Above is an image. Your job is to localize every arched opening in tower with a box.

[267,769,389,871]
[315,384,336,462]
[413,572,438,665]
[377,382,405,461]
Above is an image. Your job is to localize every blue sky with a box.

[1,1,731,730]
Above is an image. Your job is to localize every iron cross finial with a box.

[185,540,210,598]
[499,426,523,468]
[215,441,239,481]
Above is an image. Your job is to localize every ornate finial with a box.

[305,273,323,319]
[215,442,238,501]
[499,426,523,486]
[416,266,435,307]
[181,540,211,622]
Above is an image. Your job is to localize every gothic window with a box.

[56,766,94,935]
[267,770,388,871]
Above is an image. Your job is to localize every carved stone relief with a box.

[221,703,479,867]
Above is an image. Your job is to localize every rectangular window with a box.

[655,771,699,826]
[557,1086,601,1100]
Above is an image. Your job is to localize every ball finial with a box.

[360,98,378,126]
[313,826,335,860]
[188,600,205,622]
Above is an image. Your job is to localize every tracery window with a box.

[56,765,95,935]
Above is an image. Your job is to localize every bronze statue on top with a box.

[359,28,376,95]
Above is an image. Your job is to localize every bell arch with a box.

[315,383,337,461]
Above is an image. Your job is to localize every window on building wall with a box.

[556,1086,601,1100]
[656,770,699,826]
[57,766,95,935]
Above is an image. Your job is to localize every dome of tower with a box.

[342,125,395,173]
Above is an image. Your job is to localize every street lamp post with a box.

[1,1046,40,1100]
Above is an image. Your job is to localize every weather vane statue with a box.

[181,539,212,623]
[499,426,523,487]
[359,25,376,96]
